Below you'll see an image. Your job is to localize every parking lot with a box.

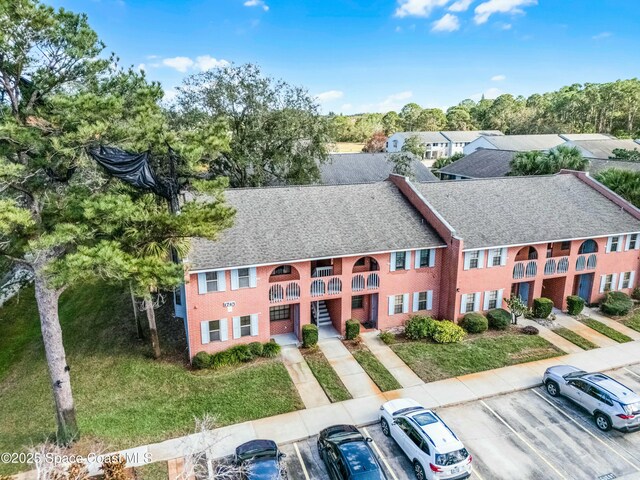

[279,364,640,480]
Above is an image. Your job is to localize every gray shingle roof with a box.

[321,153,438,184]
[392,132,448,143]
[440,130,503,143]
[588,158,640,174]
[438,149,516,178]
[482,134,566,151]
[567,139,640,160]
[414,174,640,250]
[189,182,445,271]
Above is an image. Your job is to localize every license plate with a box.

[451,466,460,474]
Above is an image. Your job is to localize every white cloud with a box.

[395,0,449,18]
[448,0,473,11]
[137,63,146,72]
[431,13,460,32]
[592,31,612,40]
[162,56,194,72]
[360,91,413,113]
[316,90,344,103]
[498,22,512,29]
[474,0,537,24]
[195,55,229,71]
[244,0,269,11]
[491,74,506,81]
[470,87,502,101]
[340,103,353,113]
[162,87,179,103]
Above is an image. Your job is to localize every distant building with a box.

[320,153,438,184]
[386,130,503,159]
[463,133,614,155]
[564,138,640,160]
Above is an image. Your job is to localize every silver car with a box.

[543,365,640,432]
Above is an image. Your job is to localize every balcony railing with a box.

[312,266,333,278]
[543,256,569,276]
[269,282,301,303]
[367,273,380,290]
[513,260,537,279]
[352,273,380,292]
[311,275,342,297]
[576,254,597,271]
[352,274,365,292]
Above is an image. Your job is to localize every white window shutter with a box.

[497,289,504,309]
[483,291,490,311]
[612,273,618,291]
[500,248,508,266]
[460,294,468,314]
[427,290,433,310]
[636,238,640,250]
[606,237,613,253]
[625,235,632,251]
[429,249,436,267]
[486,250,494,268]
[412,292,419,312]
[200,321,210,344]
[217,271,226,291]
[402,293,409,313]
[473,292,481,312]
[388,296,394,316]
[220,319,229,341]
[232,316,241,339]
[630,271,636,288]
[404,252,411,270]
[599,275,606,293]
[463,253,471,271]
[198,273,207,294]
[249,267,257,288]
[390,252,396,272]
[414,251,421,269]
[618,273,625,290]
[230,270,239,290]
[477,251,485,269]
[250,314,259,336]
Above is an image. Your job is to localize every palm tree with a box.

[509,151,548,176]
[546,145,589,172]
[594,168,640,208]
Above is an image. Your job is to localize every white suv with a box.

[379,399,472,480]
[544,365,640,432]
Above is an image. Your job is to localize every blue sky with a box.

[49,0,640,114]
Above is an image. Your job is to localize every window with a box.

[209,320,221,341]
[561,241,571,251]
[395,251,407,270]
[417,292,428,310]
[491,248,503,266]
[419,249,431,268]
[604,274,614,292]
[352,295,364,309]
[239,315,251,337]
[205,272,218,292]
[611,236,620,252]
[354,257,366,267]
[487,290,499,309]
[466,293,476,313]
[392,140,398,148]
[237,268,250,288]
[468,251,480,269]
[270,305,290,321]
[622,271,632,289]
[273,265,291,276]
[174,287,182,306]
[630,234,639,250]
[394,295,404,314]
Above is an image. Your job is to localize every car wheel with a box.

[413,461,426,480]
[380,418,391,437]
[595,412,612,432]
[545,380,560,397]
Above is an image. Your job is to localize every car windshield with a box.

[624,402,640,415]
[237,443,278,462]
[435,448,469,466]
[246,458,280,479]
[411,411,438,426]
[339,441,380,474]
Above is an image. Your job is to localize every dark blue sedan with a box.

[235,439,286,479]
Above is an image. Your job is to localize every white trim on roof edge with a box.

[461,232,640,252]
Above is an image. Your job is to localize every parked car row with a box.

[232,365,639,480]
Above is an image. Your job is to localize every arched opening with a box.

[578,239,598,254]
[352,256,380,273]
[515,246,538,262]
[269,264,300,282]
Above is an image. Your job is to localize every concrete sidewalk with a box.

[22,339,638,480]
[360,331,424,388]
[582,306,640,340]
[553,310,619,347]
[519,318,584,354]
[281,345,330,408]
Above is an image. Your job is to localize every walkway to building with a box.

[318,338,381,398]
[582,306,640,340]
[281,346,331,408]
[360,331,424,388]
[518,318,585,354]
[552,309,619,347]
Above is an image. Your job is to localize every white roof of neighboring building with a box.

[480,134,566,151]
[559,133,614,141]
[566,138,640,159]
[440,130,503,143]
[390,131,448,143]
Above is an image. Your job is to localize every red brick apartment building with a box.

[173,171,640,358]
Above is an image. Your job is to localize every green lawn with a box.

[301,348,352,402]
[623,312,640,333]
[580,318,633,343]
[0,283,303,475]
[345,343,401,392]
[390,332,564,383]
[552,327,599,350]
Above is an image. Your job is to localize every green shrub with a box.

[460,313,488,334]
[192,351,212,369]
[632,287,640,301]
[520,325,539,335]
[302,324,319,348]
[378,331,396,345]
[601,291,633,316]
[229,344,254,363]
[261,341,281,358]
[566,295,585,315]
[211,349,237,369]
[345,319,361,340]
[248,341,264,357]
[431,320,466,343]
[404,315,436,340]
[532,297,553,319]
[487,308,510,330]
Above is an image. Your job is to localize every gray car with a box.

[543,365,640,432]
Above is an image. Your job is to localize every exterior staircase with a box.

[313,300,332,327]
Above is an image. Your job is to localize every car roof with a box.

[583,373,640,403]
[338,441,381,475]
[404,409,465,453]
[236,439,278,458]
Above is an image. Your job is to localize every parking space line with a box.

[624,367,640,380]
[293,443,311,480]
[480,400,567,480]
[472,467,485,480]
[362,427,400,480]
[532,389,640,471]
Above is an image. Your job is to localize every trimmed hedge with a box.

[601,291,633,316]
[431,321,466,344]
[262,341,281,358]
[192,351,212,369]
[533,297,553,319]
[345,319,361,340]
[192,341,281,369]
[487,308,510,330]
[460,313,488,334]
[632,287,640,301]
[302,324,319,348]
[248,341,264,357]
[566,295,585,315]
[404,315,435,340]
[378,331,396,344]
